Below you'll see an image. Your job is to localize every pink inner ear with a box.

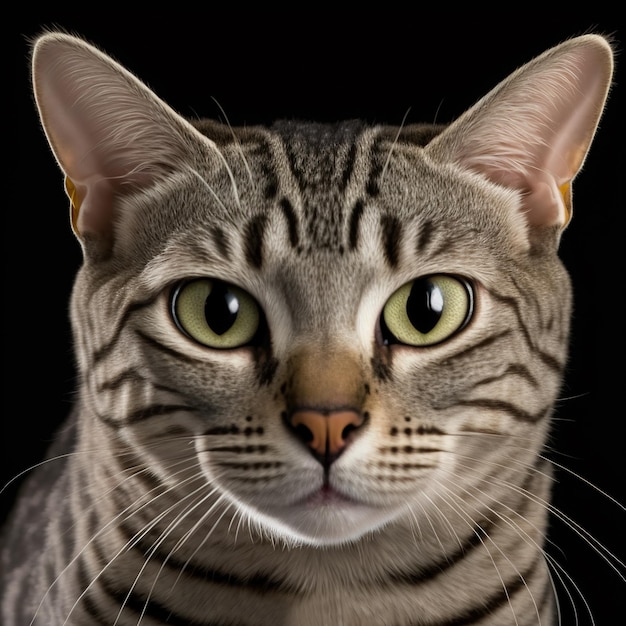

[32,33,196,247]
[427,36,613,229]
[71,178,116,241]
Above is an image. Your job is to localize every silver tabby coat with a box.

[0,33,616,625]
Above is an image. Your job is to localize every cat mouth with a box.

[303,484,356,507]
[268,484,395,546]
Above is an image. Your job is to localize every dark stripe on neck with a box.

[85,550,240,626]
[244,215,267,268]
[77,560,118,625]
[389,517,497,586]
[436,551,544,626]
[118,519,295,595]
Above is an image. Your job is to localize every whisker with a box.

[445,457,622,624]
[211,96,255,187]
[185,165,232,213]
[168,495,235,592]
[540,453,625,512]
[61,471,207,626]
[115,483,222,626]
[200,137,243,211]
[380,107,411,185]
[432,485,525,626]
[453,456,625,582]
[1,453,77,496]
[33,457,202,625]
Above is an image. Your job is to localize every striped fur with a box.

[1,33,617,625]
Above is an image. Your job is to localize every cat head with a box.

[31,33,612,546]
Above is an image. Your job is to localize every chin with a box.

[240,490,400,547]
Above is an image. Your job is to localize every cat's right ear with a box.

[31,32,200,258]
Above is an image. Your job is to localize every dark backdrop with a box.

[7,11,625,622]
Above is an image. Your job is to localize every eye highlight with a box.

[381,275,473,347]
[171,279,261,349]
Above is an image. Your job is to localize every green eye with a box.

[171,279,261,349]
[382,275,473,347]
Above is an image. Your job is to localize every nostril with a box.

[293,422,314,444]
[341,422,358,440]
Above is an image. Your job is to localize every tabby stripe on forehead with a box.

[348,200,364,250]
[340,141,358,190]
[380,214,402,267]
[416,219,435,253]
[210,225,231,260]
[244,215,267,268]
[366,135,385,196]
[279,197,300,248]
[247,138,278,199]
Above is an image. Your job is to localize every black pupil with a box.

[204,282,239,335]
[406,278,443,333]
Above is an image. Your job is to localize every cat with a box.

[0,31,618,625]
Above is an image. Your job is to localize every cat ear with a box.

[32,33,200,255]
[425,35,613,230]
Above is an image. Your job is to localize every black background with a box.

[6,11,625,623]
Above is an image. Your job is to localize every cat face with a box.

[71,120,566,546]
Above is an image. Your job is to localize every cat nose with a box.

[289,409,365,461]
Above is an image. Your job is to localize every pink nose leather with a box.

[290,410,364,456]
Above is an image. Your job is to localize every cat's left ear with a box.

[425,35,613,230]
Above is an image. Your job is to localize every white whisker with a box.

[380,107,411,185]
[211,96,255,187]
